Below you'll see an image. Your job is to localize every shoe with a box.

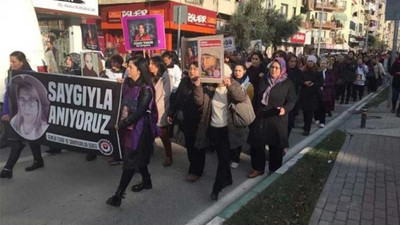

[231,162,239,169]
[85,154,97,161]
[163,157,173,167]
[106,188,125,207]
[46,148,62,154]
[186,174,199,182]
[25,161,44,172]
[131,178,152,192]
[210,191,219,201]
[247,170,264,178]
[0,169,12,178]
[283,148,288,157]
[313,120,320,125]
[303,131,310,136]
[392,108,396,113]
[319,123,325,128]
[108,158,123,165]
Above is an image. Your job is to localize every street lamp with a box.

[317,0,325,56]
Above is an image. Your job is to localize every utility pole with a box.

[317,0,325,56]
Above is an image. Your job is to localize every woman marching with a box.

[0,51,46,178]
[148,56,173,167]
[193,64,248,200]
[106,56,159,207]
[248,57,296,177]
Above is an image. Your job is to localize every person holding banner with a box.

[148,56,173,167]
[106,56,159,207]
[0,51,45,178]
[193,64,248,200]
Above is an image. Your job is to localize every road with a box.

[1,101,354,225]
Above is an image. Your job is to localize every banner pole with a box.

[177,6,182,59]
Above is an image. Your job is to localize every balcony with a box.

[312,20,337,30]
[314,1,346,12]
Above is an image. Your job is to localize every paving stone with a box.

[321,211,335,222]
[387,216,399,225]
[335,211,347,221]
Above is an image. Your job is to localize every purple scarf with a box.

[261,57,288,106]
[121,85,159,153]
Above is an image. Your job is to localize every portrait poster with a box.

[197,35,224,83]
[8,71,122,158]
[181,37,199,71]
[122,15,166,51]
[80,24,100,51]
[81,51,100,77]
[224,36,236,52]
[249,39,263,53]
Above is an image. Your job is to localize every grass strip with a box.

[224,130,346,225]
[364,87,389,109]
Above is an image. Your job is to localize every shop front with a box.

[32,0,100,68]
[100,1,217,53]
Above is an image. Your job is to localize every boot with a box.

[131,177,152,192]
[25,160,44,172]
[210,190,220,201]
[106,188,125,207]
[0,168,12,179]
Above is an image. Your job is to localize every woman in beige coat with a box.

[149,56,173,166]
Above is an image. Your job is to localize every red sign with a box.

[290,32,306,44]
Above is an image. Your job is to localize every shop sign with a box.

[32,0,98,16]
[183,5,217,28]
[290,32,306,44]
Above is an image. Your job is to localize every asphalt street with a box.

[1,101,352,225]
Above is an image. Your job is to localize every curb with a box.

[194,88,385,225]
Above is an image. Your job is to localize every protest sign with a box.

[181,37,198,71]
[9,71,122,158]
[122,15,166,51]
[198,35,224,83]
[81,24,100,51]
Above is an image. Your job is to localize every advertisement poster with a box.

[122,15,166,51]
[198,35,224,83]
[81,51,100,77]
[32,0,99,16]
[224,36,235,52]
[8,71,122,158]
[181,37,198,71]
[81,24,100,51]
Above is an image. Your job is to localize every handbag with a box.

[229,95,256,127]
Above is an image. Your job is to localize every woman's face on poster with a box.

[18,87,39,125]
[187,47,193,57]
[10,56,24,71]
[85,54,93,70]
[138,24,145,35]
[201,55,217,70]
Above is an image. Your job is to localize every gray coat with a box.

[193,78,248,149]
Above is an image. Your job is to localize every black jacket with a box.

[299,69,323,111]
[249,75,296,148]
[390,59,400,89]
[287,67,303,95]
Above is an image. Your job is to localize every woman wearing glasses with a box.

[0,51,46,178]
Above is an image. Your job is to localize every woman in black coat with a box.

[167,62,202,181]
[248,57,296,177]
[298,55,323,136]
[246,53,267,104]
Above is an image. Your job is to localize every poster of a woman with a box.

[197,35,224,83]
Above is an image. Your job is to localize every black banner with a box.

[9,71,122,158]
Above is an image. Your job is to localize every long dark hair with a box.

[9,51,32,71]
[126,56,155,93]
[150,56,167,77]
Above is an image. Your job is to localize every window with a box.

[293,7,296,17]
[281,4,288,18]
[315,12,327,22]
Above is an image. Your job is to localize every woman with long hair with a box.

[148,56,173,167]
[0,51,45,178]
[167,62,203,181]
[106,56,159,207]
[246,52,267,105]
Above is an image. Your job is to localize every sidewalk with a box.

[309,101,400,225]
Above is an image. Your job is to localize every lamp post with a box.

[317,0,325,56]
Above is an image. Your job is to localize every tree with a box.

[229,0,302,50]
